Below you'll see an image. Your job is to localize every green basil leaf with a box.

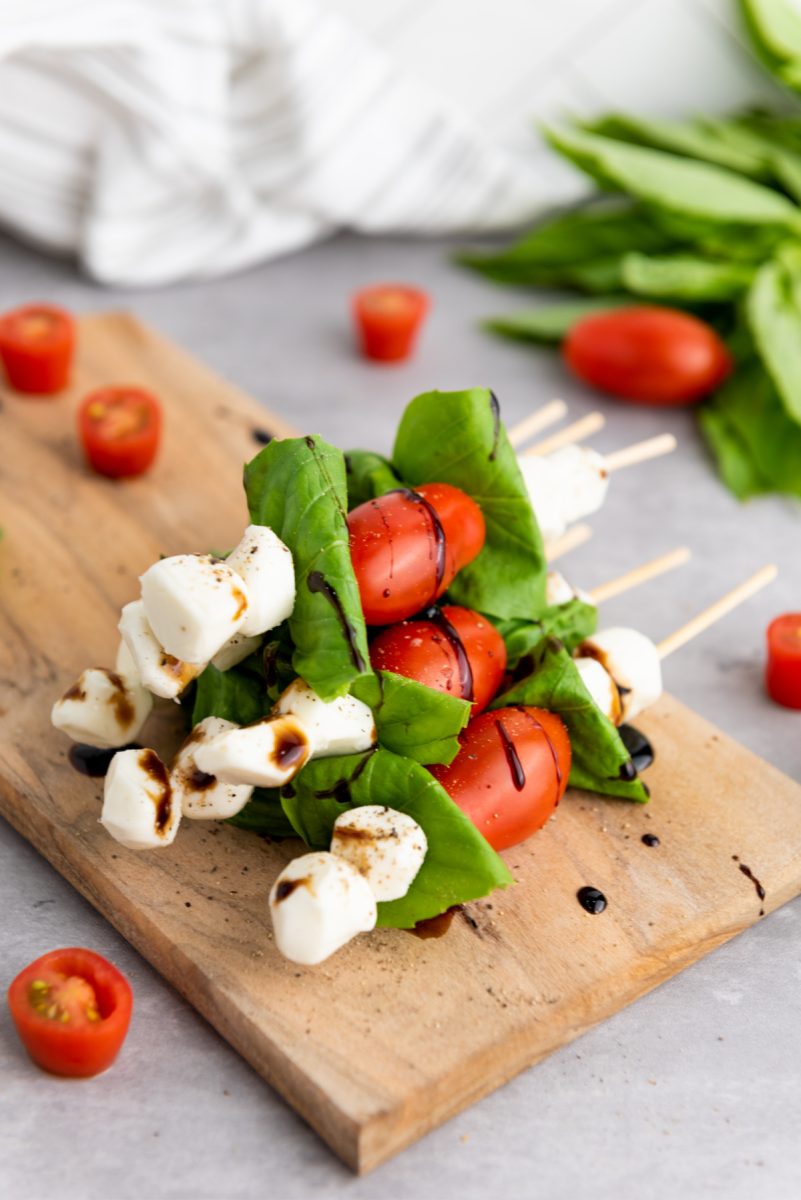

[746,247,801,424]
[484,296,632,344]
[546,126,801,236]
[344,449,402,508]
[495,599,598,668]
[491,637,649,803]
[352,670,471,766]
[227,788,296,838]
[457,202,674,287]
[393,388,547,621]
[621,253,755,301]
[698,403,771,500]
[279,749,513,927]
[583,114,769,178]
[191,657,270,727]
[741,0,801,74]
[244,435,372,700]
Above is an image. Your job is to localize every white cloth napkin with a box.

[0,0,544,285]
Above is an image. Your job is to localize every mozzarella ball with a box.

[274,678,376,758]
[118,600,204,700]
[330,806,427,902]
[101,747,180,849]
[51,668,152,748]
[548,446,609,528]
[211,630,263,672]
[574,656,621,726]
[115,638,140,684]
[517,454,565,542]
[140,554,251,663]
[546,570,576,608]
[579,627,662,722]
[194,714,311,787]
[172,716,254,819]
[269,851,377,965]
[225,525,296,637]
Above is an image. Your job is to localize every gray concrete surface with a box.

[1,230,800,1200]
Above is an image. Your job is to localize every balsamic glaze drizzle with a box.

[618,724,655,773]
[308,749,377,805]
[641,832,661,847]
[488,390,501,461]
[252,428,273,445]
[419,605,474,702]
[69,743,142,778]
[495,719,526,791]
[307,570,366,672]
[577,886,607,914]
[390,489,447,602]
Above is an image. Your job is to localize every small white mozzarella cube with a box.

[171,716,254,819]
[101,747,180,850]
[574,656,621,725]
[140,554,251,663]
[274,679,376,758]
[194,714,311,787]
[226,525,295,637]
[51,668,153,748]
[211,630,262,672]
[548,445,609,529]
[579,627,662,722]
[115,638,140,684]
[118,600,204,700]
[517,454,566,542]
[330,806,427,902]
[269,851,377,965]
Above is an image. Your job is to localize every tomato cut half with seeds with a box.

[352,285,430,362]
[78,386,162,478]
[0,303,76,395]
[7,947,133,1077]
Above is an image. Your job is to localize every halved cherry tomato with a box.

[78,386,162,478]
[563,306,732,406]
[7,947,133,1077]
[352,285,430,362]
[766,614,801,709]
[348,483,485,625]
[370,605,507,712]
[0,303,76,395]
[431,706,571,850]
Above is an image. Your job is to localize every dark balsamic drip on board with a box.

[420,605,474,701]
[641,832,660,847]
[618,724,655,773]
[69,743,142,778]
[577,886,607,914]
[391,489,447,601]
[410,905,462,939]
[495,719,526,791]
[488,390,501,461]
[311,749,377,805]
[733,856,766,910]
[307,570,366,672]
[252,428,273,446]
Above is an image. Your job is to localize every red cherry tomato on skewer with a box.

[766,614,801,709]
[348,483,485,625]
[7,947,133,1077]
[78,385,162,478]
[431,705,571,850]
[0,303,76,395]
[352,285,429,362]
[563,306,732,406]
[370,605,507,712]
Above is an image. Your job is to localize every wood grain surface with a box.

[2,312,801,1174]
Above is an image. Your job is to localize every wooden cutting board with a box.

[3,312,801,1174]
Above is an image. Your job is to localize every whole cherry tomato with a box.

[370,605,507,712]
[348,483,485,625]
[7,947,133,1077]
[0,303,76,395]
[766,613,801,709]
[563,306,732,406]
[431,705,571,850]
[78,386,162,478]
[352,285,429,362]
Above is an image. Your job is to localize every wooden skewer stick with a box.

[589,547,691,605]
[524,411,605,457]
[657,564,778,661]
[546,523,593,563]
[507,399,569,449]
[604,433,677,474]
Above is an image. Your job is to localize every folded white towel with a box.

[0,0,544,285]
